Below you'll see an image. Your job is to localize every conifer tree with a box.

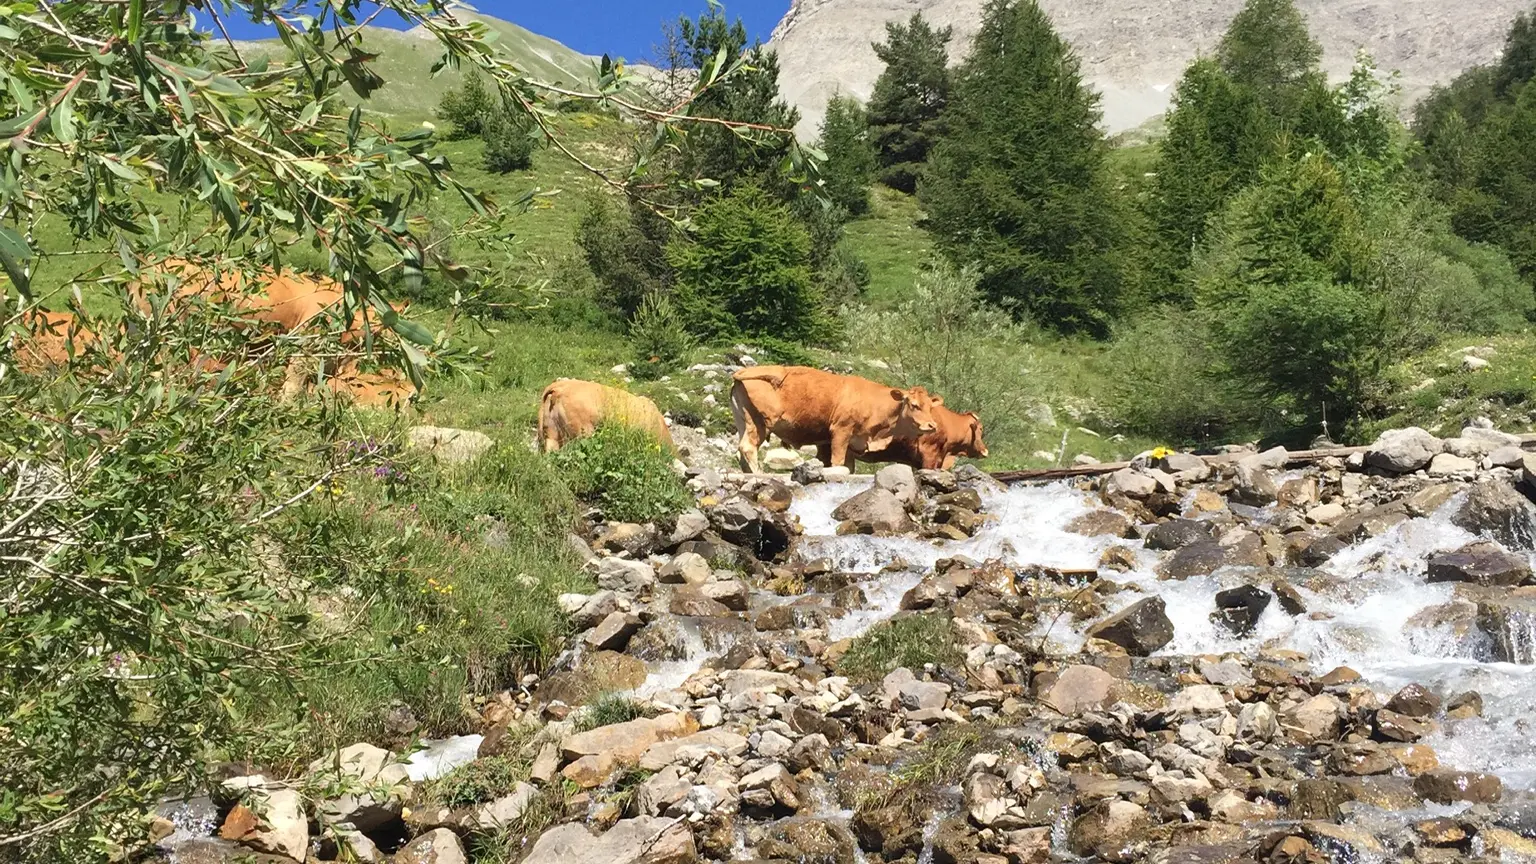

[1216,0,1323,116]
[817,95,876,215]
[866,13,953,193]
[677,10,800,195]
[1145,59,1268,299]
[921,0,1128,335]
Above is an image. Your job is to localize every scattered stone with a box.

[1232,461,1279,506]
[584,612,642,651]
[407,426,494,465]
[1427,452,1477,476]
[1039,665,1115,715]
[1283,694,1343,744]
[217,785,307,862]
[658,552,712,585]
[394,828,468,864]
[521,817,696,864]
[1105,469,1157,500]
[1447,691,1483,719]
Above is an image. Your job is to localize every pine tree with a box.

[676,10,800,195]
[481,108,535,174]
[866,13,952,193]
[1145,59,1269,299]
[817,95,875,215]
[1216,0,1323,116]
[920,0,1128,335]
[1495,6,1536,96]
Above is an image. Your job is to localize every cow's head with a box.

[891,386,940,436]
[957,411,988,459]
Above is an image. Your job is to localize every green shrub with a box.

[423,755,528,808]
[437,72,495,139]
[483,111,536,174]
[839,613,960,681]
[551,422,690,523]
[574,693,654,732]
[629,291,692,381]
[818,95,876,216]
[668,185,828,344]
[1103,307,1257,442]
[576,194,673,320]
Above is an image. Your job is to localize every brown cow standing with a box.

[538,379,675,453]
[730,365,940,473]
[865,403,988,470]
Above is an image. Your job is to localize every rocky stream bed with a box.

[156,422,1536,864]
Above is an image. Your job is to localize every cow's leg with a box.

[816,442,832,466]
[829,430,855,470]
[731,384,765,473]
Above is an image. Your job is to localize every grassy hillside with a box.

[238,12,602,122]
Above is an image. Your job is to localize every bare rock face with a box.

[767,0,1527,138]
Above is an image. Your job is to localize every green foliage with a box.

[867,13,954,193]
[577,194,675,320]
[1103,308,1256,442]
[1146,59,1269,299]
[423,755,528,808]
[674,9,801,194]
[921,0,1129,336]
[482,110,537,174]
[552,422,690,523]
[629,291,692,381]
[575,694,655,732]
[818,96,877,216]
[838,613,960,681]
[438,73,496,139]
[1495,6,1536,97]
[0,297,340,857]
[668,185,827,343]
[1216,0,1323,113]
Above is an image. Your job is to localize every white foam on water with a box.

[404,735,484,782]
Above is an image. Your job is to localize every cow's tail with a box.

[731,367,787,388]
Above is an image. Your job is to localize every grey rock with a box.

[521,816,696,864]
[1452,480,1536,550]
[407,426,494,465]
[1144,518,1217,551]
[1366,427,1443,473]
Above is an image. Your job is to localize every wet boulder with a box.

[1231,460,1279,506]
[831,487,916,536]
[1452,480,1536,551]
[1038,664,1117,715]
[1066,509,1133,539]
[1414,769,1503,804]
[710,498,792,559]
[1428,542,1532,587]
[1156,541,1228,580]
[1366,427,1443,473]
[1386,683,1442,718]
[1085,597,1174,656]
[875,463,919,509]
[1144,518,1217,551]
[1069,800,1149,859]
[1475,589,1536,663]
[1211,585,1271,636]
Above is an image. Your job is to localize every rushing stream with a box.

[633,475,1536,794]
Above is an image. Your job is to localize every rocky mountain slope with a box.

[770,0,1530,137]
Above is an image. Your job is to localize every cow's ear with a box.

[891,388,907,403]
[932,395,944,406]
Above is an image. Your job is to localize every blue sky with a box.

[220,1,787,63]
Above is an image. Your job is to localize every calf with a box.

[730,365,939,473]
[866,404,988,470]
